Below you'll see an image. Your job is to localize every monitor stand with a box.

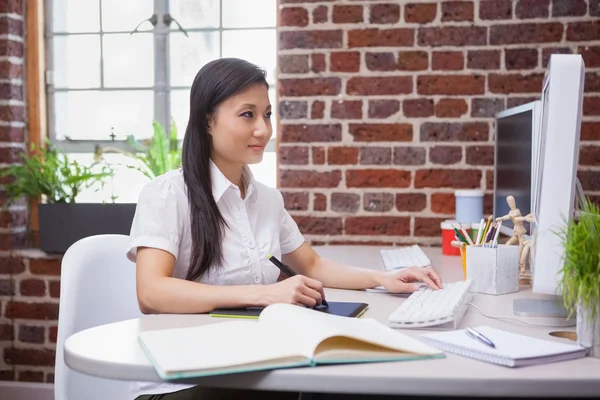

[513,298,576,327]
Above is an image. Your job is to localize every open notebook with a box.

[420,326,586,367]
[138,303,445,380]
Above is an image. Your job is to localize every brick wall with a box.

[0,0,61,383]
[278,0,600,246]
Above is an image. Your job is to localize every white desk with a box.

[64,246,600,397]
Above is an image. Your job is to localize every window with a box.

[47,0,278,203]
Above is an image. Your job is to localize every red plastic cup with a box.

[441,221,468,256]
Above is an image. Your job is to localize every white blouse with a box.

[126,161,305,398]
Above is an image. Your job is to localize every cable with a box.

[467,302,568,328]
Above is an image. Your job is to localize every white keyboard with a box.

[389,280,473,329]
[380,245,431,270]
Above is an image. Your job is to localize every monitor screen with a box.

[494,108,534,234]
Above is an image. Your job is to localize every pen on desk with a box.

[267,254,329,307]
[466,327,496,349]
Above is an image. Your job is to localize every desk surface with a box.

[64,246,600,397]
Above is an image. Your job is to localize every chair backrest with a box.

[54,234,142,400]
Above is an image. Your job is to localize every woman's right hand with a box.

[265,275,326,307]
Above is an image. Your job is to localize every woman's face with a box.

[208,83,272,167]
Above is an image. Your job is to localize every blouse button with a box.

[253,275,260,284]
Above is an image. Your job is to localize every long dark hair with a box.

[182,58,268,281]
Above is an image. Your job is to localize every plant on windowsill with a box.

[557,197,600,358]
[0,143,135,253]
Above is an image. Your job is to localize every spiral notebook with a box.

[419,326,586,367]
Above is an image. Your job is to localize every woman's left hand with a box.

[378,267,443,293]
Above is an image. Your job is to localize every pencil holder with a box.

[466,245,519,295]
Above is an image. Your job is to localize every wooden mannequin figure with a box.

[495,195,536,285]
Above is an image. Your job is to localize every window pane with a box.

[170,89,191,139]
[69,153,150,203]
[248,152,276,188]
[223,0,276,28]
[222,29,276,83]
[170,0,220,29]
[53,36,101,89]
[54,90,153,140]
[103,33,154,88]
[101,0,153,32]
[170,32,220,87]
[53,0,100,33]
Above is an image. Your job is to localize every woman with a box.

[127,58,442,400]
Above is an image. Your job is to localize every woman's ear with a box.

[206,114,216,136]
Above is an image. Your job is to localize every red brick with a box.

[313,193,327,211]
[421,122,489,141]
[516,0,549,18]
[280,78,340,97]
[330,51,360,72]
[279,146,309,165]
[417,75,485,95]
[0,82,24,101]
[311,53,326,73]
[580,146,600,166]
[592,0,600,16]
[415,169,482,189]
[280,170,341,188]
[466,145,495,165]
[345,217,410,236]
[585,72,600,93]
[432,51,464,71]
[396,193,427,212]
[0,61,23,79]
[49,280,60,298]
[5,302,59,320]
[0,232,27,250]
[488,73,544,94]
[366,52,396,71]
[0,209,26,228]
[405,3,437,23]
[364,193,395,212]
[20,279,46,297]
[312,147,326,164]
[0,278,13,295]
[280,30,343,50]
[0,105,24,122]
[279,55,308,74]
[346,169,411,188]
[328,147,359,165]
[581,122,600,141]
[331,100,362,119]
[0,39,23,58]
[552,0,586,16]
[0,0,23,13]
[347,77,412,95]
[348,28,414,48]
[332,5,363,23]
[18,325,45,344]
[312,5,328,23]
[279,101,307,120]
[403,99,434,117]
[0,256,25,274]
[49,326,58,343]
[311,101,325,119]
[29,257,62,275]
[542,47,572,68]
[486,170,494,190]
[578,170,600,191]
[441,1,474,21]
[471,98,505,118]
[578,46,600,68]
[280,7,309,27]
[491,23,563,44]
[584,96,600,116]
[568,21,600,42]
[0,370,15,380]
[17,371,44,383]
[467,50,501,70]
[430,146,463,165]
[370,3,400,24]
[368,100,400,119]
[4,348,55,366]
[0,323,13,341]
[281,124,341,143]
[349,123,412,142]
[0,145,25,164]
[418,27,487,47]
[0,125,25,142]
[414,218,447,237]
[435,99,468,118]
[360,147,392,165]
[480,0,512,19]
[294,216,342,235]
[431,193,456,214]
[393,147,426,165]
[507,96,538,108]
[398,51,428,71]
[331,193,360,213]
[505,48,539,70]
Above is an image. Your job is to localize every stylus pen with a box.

[267,254,329,307]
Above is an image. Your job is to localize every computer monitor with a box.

[494,101,541,237]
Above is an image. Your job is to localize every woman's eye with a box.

[241,111,254,118]
[265,111,272,119]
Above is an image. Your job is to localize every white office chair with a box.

[55,234,142,400]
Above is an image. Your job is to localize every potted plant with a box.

[558,197,600,358]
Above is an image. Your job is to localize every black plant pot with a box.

[38,203,137,253]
